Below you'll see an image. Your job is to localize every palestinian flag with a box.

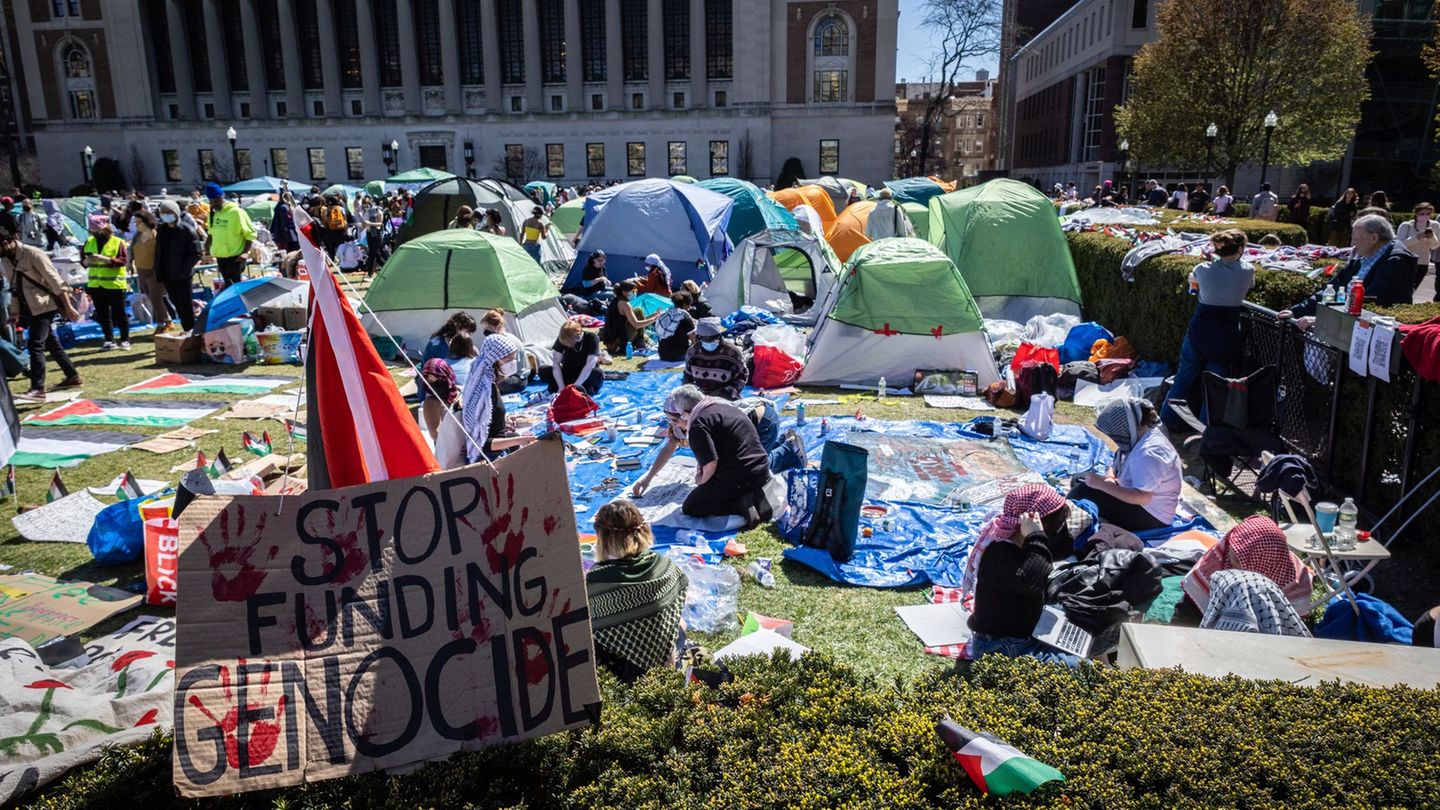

[208,448,233,478]
[22,399,225,428]
[242,431,272,456]
[937,717,1063,797]
[116,373,293,396]
[284,419,307,442]
[115,471,145,500]
[1,465,13,497]
[47,470,68,502]
[10,429,147,468]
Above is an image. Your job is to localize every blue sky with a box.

[895,0,1001,84]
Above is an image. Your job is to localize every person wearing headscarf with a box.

[1199,569,1311,637]
[962,483,1081,667]
[1070,398,1182,532]
[636,253,674,298]
[459,332,534,463]
[585,500,689,682]
[1178,516,1313,625]
[81,212,130,350]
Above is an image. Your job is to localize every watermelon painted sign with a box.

[171,437,599,797]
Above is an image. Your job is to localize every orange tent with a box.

[927,176,957,193]
[825,200,876,262]
[770,185,838,230]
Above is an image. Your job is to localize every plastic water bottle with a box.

[796,400,807,425]
[746,560,775,588]
[1335,284,1347,308]
[877,376,887,400]
[1335,498,1358,551]
[625,342,633,360]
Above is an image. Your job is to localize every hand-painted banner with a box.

[172,436,598,797]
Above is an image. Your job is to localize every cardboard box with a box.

[254,304,309,331]
[154,332,203,365]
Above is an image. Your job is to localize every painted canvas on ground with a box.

[842,433,1041,507]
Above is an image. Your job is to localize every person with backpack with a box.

[320,194,352,259]
[0,230,81,401]
[154,200,201,333]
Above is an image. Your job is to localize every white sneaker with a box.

[101,341,115,350]
[120,340,131,350]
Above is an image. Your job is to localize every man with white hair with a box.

[865,188,915,240]
[1280,213,1415,329]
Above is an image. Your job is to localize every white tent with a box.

[800,238,1001,389]
[706,229,841,325]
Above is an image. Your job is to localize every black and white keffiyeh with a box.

[1200,569,1311,637]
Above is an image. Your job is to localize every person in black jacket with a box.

[153,200,200,333]
[1280,213,1414,328]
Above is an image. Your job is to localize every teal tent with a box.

[223,175,289,194]
[697,177,797,244]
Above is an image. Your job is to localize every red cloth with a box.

[1400,316,1440,382]
[1009,342,1060,377]
[549,384,600,423]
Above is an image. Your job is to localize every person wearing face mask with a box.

[1398,202,1440,300]
[81,214,130,350]
[15,199,45,248]
[1068,398,1182,532]
[683,318,747,401]
[478,308,531,393]
[601,280,661,355]
[459,332,538,463]
[153,200,201,333]
[270,193,299,253]
[1,230,81,401]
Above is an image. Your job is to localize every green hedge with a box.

[28,655,1440,809]
[1067,231,1323,362]
[1302,208,1415,245]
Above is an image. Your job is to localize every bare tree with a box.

[491,146,548,184]
[912,0,1001,177]
[737,132,754,182]
[129,144,149,191]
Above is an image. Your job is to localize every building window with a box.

[505,143,524,182]
[668,141,687,175]
[271,148,290,178]
[458,0,485,84]
[258,0,286,90]
[313,99,325,116]
[198,149,217,182]
[631,92,644,109]
[540,0,566,83]
[337,0,363,88]
[220,1,249,90]
[351,99,363,115]
[581,0,607,82]
[714,90,726,107]
[587,142,606,177]
[621,0,648,81]
[51,0,80,17]
[239,102,252,118]
[163,150,182,182]
[709,140,728,175]
[813,70,847,102]
[819,139,839,174]
[551,94,564,111]
[235,149,253,180]
[673,91,685,108]
[168,103,179,119]
[346,147,365,180]
[61,43,98,119]
[415,0,443,85]
[498,0,526,84]
[663,0,690,80]
[308,147,327,180]
[1081,67,1106,161]
[627,142,646,176]
[1131,0,1148,29]
[276,100,288,117]
[183,1,212,92]
[511,96,523,112]
[68,90,96,120]
[204,102,216,119]
[705,0,732,79]
[296,0,325,89]
[373,0,403,86]
[591,93,604,110]
[146,0,177,93]
[547,144,565,177]
[814,16,848,55]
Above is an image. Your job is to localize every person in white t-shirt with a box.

[1068,398,1181,532]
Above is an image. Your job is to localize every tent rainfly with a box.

[565,178,734,288]
[824,200,877,262]
[707,228,842,325]
[697,177,798,244]
[800,237,1000,389]
[770,185,839,231]
[396,177,575,274]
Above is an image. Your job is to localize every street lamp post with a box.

[226,126,239,182]
[81,145,93,189]
[390,139,401,173]
[1205,122,1217,189]
[463,140,475,178]
[1118,139,1129,193]
[1258,110,1278,192]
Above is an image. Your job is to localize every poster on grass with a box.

[171,437,600,798]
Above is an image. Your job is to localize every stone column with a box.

[239,0,268,118]
[275,0,304,117]
[605,0,622,110]
[481,0,502,112]
[354,0,383,114]
[647,0,663,108]
[439,0,462,111]
[396,0,422,113]
[201,0,233,117]
[315,0,344,116]
[523,0,543,110]
[564,0,583,110]
[688,0,704,108]
[164,0,196,119]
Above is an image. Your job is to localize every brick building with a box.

[893,73,997,183]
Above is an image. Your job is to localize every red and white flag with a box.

[295,208,437,487]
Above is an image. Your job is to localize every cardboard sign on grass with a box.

[171,437,600,798]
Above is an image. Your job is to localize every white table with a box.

[1282,522,1391,603]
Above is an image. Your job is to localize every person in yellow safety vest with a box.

[204,182,256,288]
[81,213,131,350]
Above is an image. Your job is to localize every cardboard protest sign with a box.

[171,436,600,798]
[0,573,143,646]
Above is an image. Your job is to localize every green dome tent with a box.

[397,177,575,273]
[927,179,1082,322]
[901,202,930,241]
[799,238,1000,388]
[359,229,567,354]
[550,198,585,237]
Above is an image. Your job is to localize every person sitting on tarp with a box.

[655,290,697,362]
[601,280,661,355]
[585,500,689,682]
[636,253,674,298]
[1171,515,1313,627]
[964,483,1081,667]
[630,385,780,529]
[1069,398,1181,533]
[683,318,748,400]
[734,397,807,474]
[681,279,714,319]
[460,333,538,463]
[480,309,533,394]
[419,312,476,404]
[549,319,603,395]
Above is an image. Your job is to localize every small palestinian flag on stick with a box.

[207,448,233,479]
[47,470,68,502]
[2,466,14,498]
[115,471,145,500]
[195,450,208,470]
[937,716,1063,797]
[242,431,272,457]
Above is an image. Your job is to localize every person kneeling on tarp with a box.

[631,385,782,529]
[586,500,689,682]
[1069,398,1182,533]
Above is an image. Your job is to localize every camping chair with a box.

[1166,366,1286,500]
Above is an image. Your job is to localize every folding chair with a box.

[1167,366,1286,499]
[1273,485,1362,617]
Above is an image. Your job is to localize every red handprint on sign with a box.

[478,474,529,575]
[187,660,287,770]
[317,497,379,585]
[197,507,278,602]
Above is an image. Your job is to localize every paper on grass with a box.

[713,628,809,662]
[87,475,168,497]
[10,491,107,542]
[923,395,995,411]
[895,602,974,648]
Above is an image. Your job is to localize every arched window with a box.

[58,41,97,119]
[813,16,848,56]
[63,44,91,79]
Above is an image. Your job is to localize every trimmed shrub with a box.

[1306,207,1414,245]
[27,655,1440,809]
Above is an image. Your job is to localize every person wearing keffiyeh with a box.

[459,332,533,463]
[1179,515,1313,622]
[585,500,689,682]
[1069,398,1182,532]
[1200,569,1311,637]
